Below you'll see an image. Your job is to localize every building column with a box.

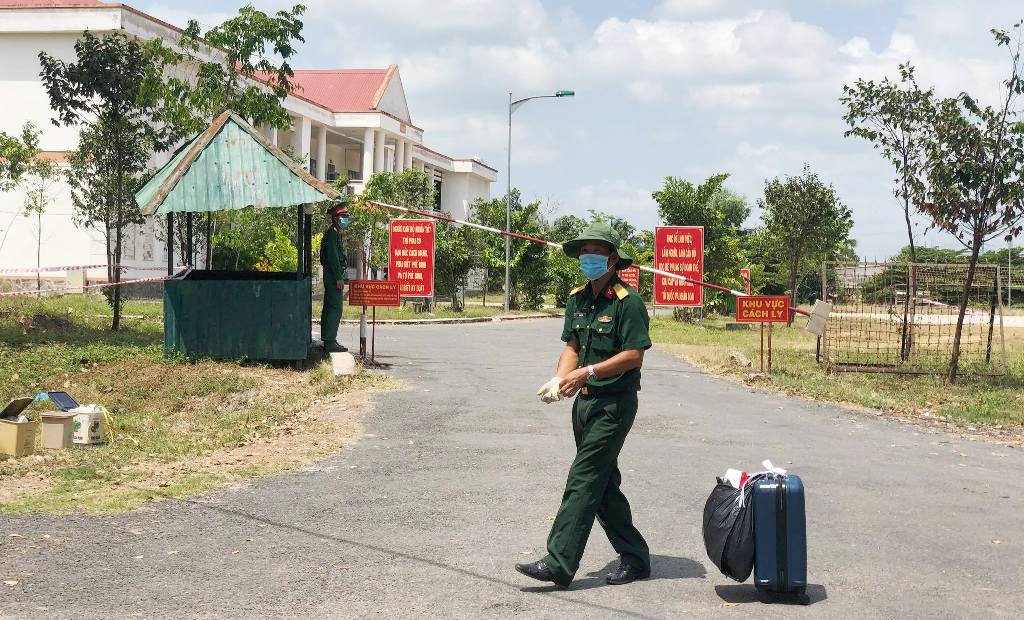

[316,125,328,181]
[414,159,424,172]
[373,130,386,174]
[404,141,414,170]
[395,140,406,172]
[362,128,375,181]
[269,127,278,147]
[291,116,311,167]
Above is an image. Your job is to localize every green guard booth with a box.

[135,111,342,361]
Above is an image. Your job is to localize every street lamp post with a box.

[504,89,575,313]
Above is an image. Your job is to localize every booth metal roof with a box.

[136,111,340,216]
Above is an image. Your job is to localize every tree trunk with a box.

[902,154,916,262]
[787,252,800,326]
[36,212,41,296]
[947,233,983,383]
[111,132,123,332]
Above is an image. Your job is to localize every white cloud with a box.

[142,0,1019,257]
[569,180,659,230]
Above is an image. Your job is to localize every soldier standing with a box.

[319,201,350,353]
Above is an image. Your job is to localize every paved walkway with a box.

[2,319,1022,618]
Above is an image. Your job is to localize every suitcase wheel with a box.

[757,591,775,604]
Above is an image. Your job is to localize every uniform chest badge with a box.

[598,315,612,323]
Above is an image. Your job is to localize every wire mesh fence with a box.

[821,261,1006,375]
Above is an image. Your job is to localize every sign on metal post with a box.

[388,220,435,298]
[735,295,790,323]
[654,226,704,306]
[348,280,401,307]
[618,265,640,290]
[735,295,790,375]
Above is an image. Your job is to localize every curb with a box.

[335,312,560,326]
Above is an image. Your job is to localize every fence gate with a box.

[821,262,1006,375]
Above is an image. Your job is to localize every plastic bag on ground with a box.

[702,478,757,582]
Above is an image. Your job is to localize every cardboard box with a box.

[70,406,107,445]
[40,412,75,450]
[0,419,38,457]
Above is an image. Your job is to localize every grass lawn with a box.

[650,315,1024,431]
[1,295,396,514]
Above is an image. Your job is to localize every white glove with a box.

[536,376,564,404]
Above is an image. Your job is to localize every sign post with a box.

[389,220,436,299]
[618,265,640,290]
[654,226,704,310]
[736,295,790,375]
[348,280,401,363]
[739,268,751,295]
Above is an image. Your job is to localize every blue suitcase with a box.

[752,474,809,605]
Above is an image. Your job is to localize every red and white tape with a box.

[0,274,175,298]
[0,264,189,274]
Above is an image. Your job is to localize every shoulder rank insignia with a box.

[612,283,629,300]
[598,315,612,323]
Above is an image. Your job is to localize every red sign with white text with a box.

[389,219,435,297]
[654,226,704,306]
[348,280,401,307]
[618,265,640,290]
[736,295,790,323]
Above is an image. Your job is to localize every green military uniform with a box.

[542,232,652,585]
[319,219,348,347]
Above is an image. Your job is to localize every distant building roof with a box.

[0,0,109,6]
[288,67,394,113]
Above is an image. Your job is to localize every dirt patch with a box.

[127,390,373,491]
[0,473,53,503]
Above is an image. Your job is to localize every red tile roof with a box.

[285,67,394,113]
[0,0,109,6]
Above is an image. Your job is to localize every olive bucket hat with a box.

[561,222,633,270]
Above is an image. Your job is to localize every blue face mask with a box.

[579,253,610,280]
[338,217,350,229]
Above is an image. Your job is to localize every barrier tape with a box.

[0,273,175,298]
[0,264,189,274]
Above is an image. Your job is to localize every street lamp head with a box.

[555,90,575,97]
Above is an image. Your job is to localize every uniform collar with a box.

[584,274,622,302]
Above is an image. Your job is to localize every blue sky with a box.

[141,0,1023,258]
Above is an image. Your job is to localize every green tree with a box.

[759,164,854,320]
[256,226,299,272]
[152,4,307,134]
[842,63,934,261]
[40,31,172,330]
[148,4,308,264]
[434,220,473,310]
[0,123,40,192]
[470,190,548,310]
[356,169,435,276]
[916,23,1024,381]
[653,174,749,310]
[547,214,588,307]
[22,154,60,294]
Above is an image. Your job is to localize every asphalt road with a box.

[2,319,1022,619]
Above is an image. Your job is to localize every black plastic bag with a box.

[702,479,756,582]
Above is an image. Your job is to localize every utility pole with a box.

[505,89,574,313]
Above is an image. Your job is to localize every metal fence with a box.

[821,261,1006,375]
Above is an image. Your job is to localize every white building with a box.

[0,0,496,286]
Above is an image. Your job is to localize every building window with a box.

[327,159,337,181]
[434,180,442,211]
[309,158,317,176]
